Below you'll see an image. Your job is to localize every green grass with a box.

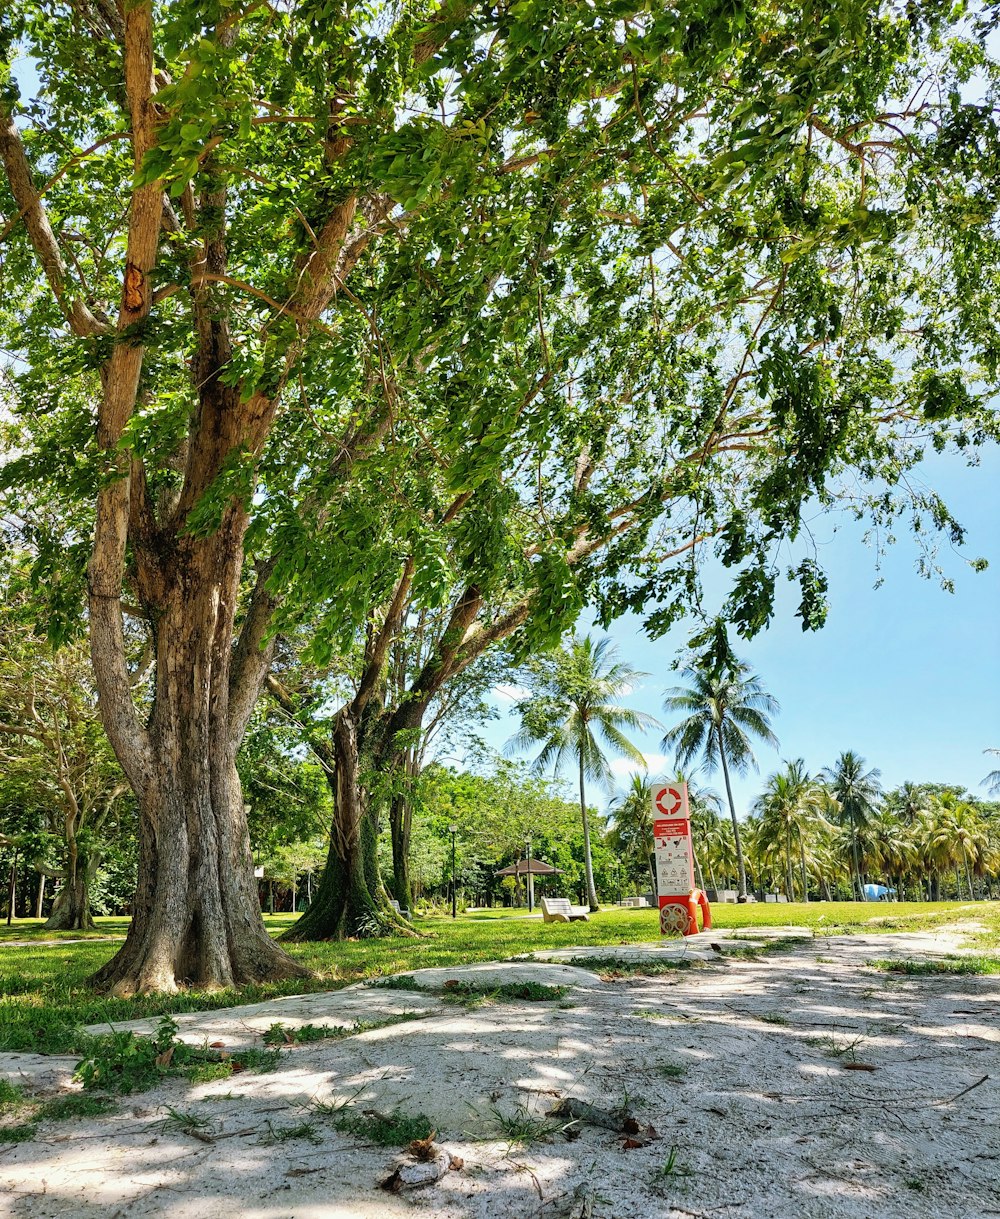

[867,955,1000,976]
[331,1107,433,1145]
[1,903,995,1059]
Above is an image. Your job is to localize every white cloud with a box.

[609,752,672,779]
[493,683,531,703]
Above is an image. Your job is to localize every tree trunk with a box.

[389,791,414,913]
[851,814,865,900]
[785,828,794,901]
[282,710,410,941]
[45,850,99,931]
[717,729,748,900]
[34,872,45,920]
[89,530,307,994]
[578,751,599,911]
[799,831,809,903]
[962,846,974,900]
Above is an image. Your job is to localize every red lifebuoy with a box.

[658,889,712,936]
[654,786,683,816]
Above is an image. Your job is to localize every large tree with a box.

[2,0,999,977]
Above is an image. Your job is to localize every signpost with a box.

[651,781,711,936]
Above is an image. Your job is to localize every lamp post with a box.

[525,836,533,913]
[449,824,458,918]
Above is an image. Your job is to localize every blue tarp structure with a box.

[863,883,897,900]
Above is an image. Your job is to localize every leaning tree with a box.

[2,0,999,977]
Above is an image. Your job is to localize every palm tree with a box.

[753,760,824,901]
[509,635,663,910]
[821,751,882,900]
[982,750,1000,796]
[662,660,779,901]
[608,773,658,894]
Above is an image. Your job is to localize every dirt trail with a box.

[1,929,998,1218]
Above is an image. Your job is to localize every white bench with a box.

[389,898,411,920]
[541,897,590,923]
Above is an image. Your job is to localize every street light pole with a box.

[449,824,458,919]
[525,836,533,913]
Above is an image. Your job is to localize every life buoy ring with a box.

[658,890,712,936]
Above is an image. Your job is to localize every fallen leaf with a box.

[209,1041,226,1049]
[842,1062,877,1072]
[623,1117,641,1135]
[154,1046,175,1068]
[408,1132,439,1161]
[622,1138,644,1150]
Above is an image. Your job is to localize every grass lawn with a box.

[1,900,996,1057]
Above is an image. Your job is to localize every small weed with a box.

[0,1080,24,1109]
[758,1013,789,1025]
[905,1178,926,1192]
[0,1122,38,1143]
[263,1021,350,1046]
[36,1095,115,1121]
[723,936,810,960]
[265,1120,322,1144]
[568,956,695,979]
[658,1062,687,1079]
[805,1032,867,1061]
[439,980,568,1007]
[263,1011,429,1046]
[185,1062,234,1084]
[489,1103,564,1145]
[655,1145,692,1178]
[333,1107,433,1146]
[228,1046,283,1073]
[371,974,422,991]
[161,1106,213,1135]
[75,1016,182,1094]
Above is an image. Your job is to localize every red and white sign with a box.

[651,780,710,936]
[652,784,685,817]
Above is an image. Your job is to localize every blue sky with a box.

[488,444,1000,817]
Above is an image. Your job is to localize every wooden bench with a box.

[541,897,590,923]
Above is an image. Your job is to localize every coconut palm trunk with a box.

[578,751,600,911]
[799,832,809,903]
[717,728,748,901]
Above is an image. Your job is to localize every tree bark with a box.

[717,728,748,900]
[390,792,414,913]
[579,751,600,911]
[45,851,99,931]
[89,525,308,994]
[282,710,411,941]
[34,873,45,920]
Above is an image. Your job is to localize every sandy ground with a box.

[1,926,998,1219]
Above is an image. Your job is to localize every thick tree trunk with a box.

[89,530,307,994]
[45,850,99,931]
[283,711,410,941]
[578,752,599,911]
